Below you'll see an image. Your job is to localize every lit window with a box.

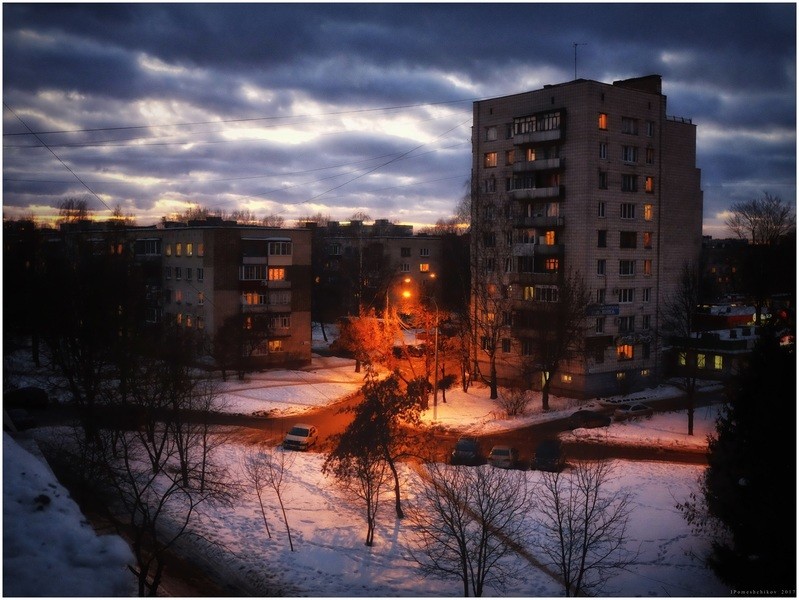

[641,369,651,377]
[197,316,205,330]
[616,371,626,380]
[186,243,193,257]
[165,244,172,257]
[678,352,687,366]
[268,267,286,281]
[176,313,182,325]
[484,152,498,168]
[598,113,608,130]
[198,243,205,257]
[523,286,535,300]
[643,259,652,276]
[268,340,284,353]
[198,292,204,305]
[545,258,559,272]
[617,344,634,360]
[697,353,706,369]
[645,176,654,193]
[244,316,253,330]
[545,230,556,245]
[186,315,192,328]
[419,263,430,272]
[561,374,573,383]
[176,243,182,257]
[505,150,515,165]
[643,232,653,249]
[175,289,183,303]
[714,355,724,370]
[644,204,653,221]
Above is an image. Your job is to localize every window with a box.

[164,266,171,280]
[618,288,635,303]
[620,231,637,249]
[268,340,284,353]
[484,152,498,168]
[175,289,183,303]
[521,338,534,356]
[198,291,205,305]
[534,285,559,303]
[485,126,498,141]
[176,243,182,257]
[185,315,193,328]
[197,316,205,330]
[642,314,651,330]
[561,374,573,383]
[621,174,638,192]
[270,314,291,329]
[595,317,606,333]
[714,355,724,370]
[622,145,638,163]
[599,171,608,189]
[646,121,655,137]
[419,263,430,273]
[621,117,638,135]
[268,267,286,281]
[545,258,559,272]
[643,204,653,221]
[331,243,342,256]
[505,150,515,165]
[186,243,193,257]
[598,201,606,217]
[645,176,654,193]
[599,142,607,159]
[165,244,172,257]
[401,247,411,257]
[597,230,607,248]
[198,243,204,257]
[501,338,511,353]
[269,241,292,256]
[420,247,430,257]
[483,204,495,219]
[483,177,496,193]
[545,230,556,245]
[514,110,561,134]
[619,315,635,333]
[197,268,204,282]
[642,287,651,302]
[617,344,634,360]
[482,231,496,247]
[619,260,636,276]
[620,203,636,219]
[643,259,652,276]
[597,259,606,276]
[645,147,655,165]
[175,266,182,280]
[596,288,606,304]
[697,353,706,369]
[186,268,192,281]
[598,112,608,130]
[176,313,182,326]
[400,263,410,273]
[483,258,495,273]
[643,231,653,249]
[523,286,535,301]
[678,352,687,366]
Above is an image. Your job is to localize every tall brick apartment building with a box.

[471,75,703,398]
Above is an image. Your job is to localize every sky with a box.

[2,3,796,236]
[5,323,728,596]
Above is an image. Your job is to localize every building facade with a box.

[471,75,703,398]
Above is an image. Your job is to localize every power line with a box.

[3,102,113,213]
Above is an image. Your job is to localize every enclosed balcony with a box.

[513,129,562,145]
[509,185,564,201]
[515,215,565,228]
[512,157,563,173]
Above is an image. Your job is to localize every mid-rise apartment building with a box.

[471,75,703,398]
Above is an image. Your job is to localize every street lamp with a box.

[430,296,439,421]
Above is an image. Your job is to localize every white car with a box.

[283,424,319,450]
[613,403,653,421]
[487,445,519,469]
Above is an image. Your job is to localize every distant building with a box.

[470,74,703,398]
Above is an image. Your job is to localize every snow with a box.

[3,325,729,596]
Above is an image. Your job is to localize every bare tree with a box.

[261,213,285,228]
[241,447,273,540]
[725,192,795,245]
[295,211,330,227]
[496,387,530,417]
[406,463,532,597]
[230,209,261,225]
[661,261,702,435]
[537,460,636,597]
[323,441,390,546]
[263,445,296,551]
[57,197,91,224]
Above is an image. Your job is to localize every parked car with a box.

[599,397,632,408]
[487,445,519,469]
[568,410,612,429]
[283,424,319,450]
[613,403,654,421]
[4,386,49,409]
[531,439,566,472]
[450,436,484,466]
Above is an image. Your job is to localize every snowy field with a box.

[3,325,729,596]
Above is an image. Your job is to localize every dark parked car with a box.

[531,439,566,472]
[568,410,611,429]
[450,436,484,466]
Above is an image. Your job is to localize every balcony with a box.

[515,215,565,228]
[514,129,562,144]
[535,243,564,256]
[511,243,536,257]
[512,157,563,173]
[516,271,560,286]
[509,185,564,201]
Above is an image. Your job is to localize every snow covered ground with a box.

[3,325,728,596]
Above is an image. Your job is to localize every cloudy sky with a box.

[3,3,795,235]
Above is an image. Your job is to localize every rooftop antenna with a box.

[573,42,587,80]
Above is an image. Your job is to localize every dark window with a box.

[620,231,637,249]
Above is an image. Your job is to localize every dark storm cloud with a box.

[2,3,795,232]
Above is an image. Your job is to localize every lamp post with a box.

[430,297,439,422]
